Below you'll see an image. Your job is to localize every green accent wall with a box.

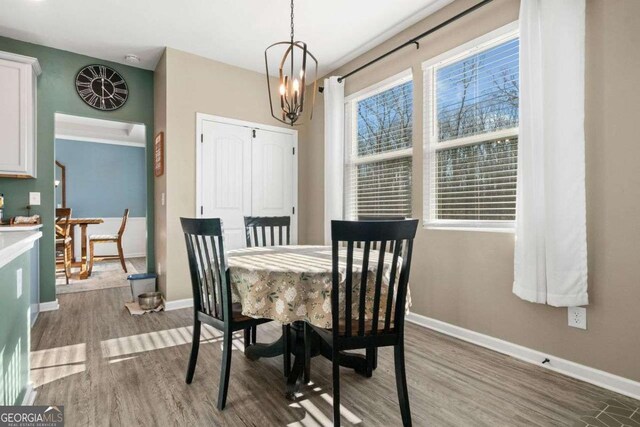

[0,37,155,302]
[0,251,31,405]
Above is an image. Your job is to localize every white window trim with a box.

[422,21,519,231]
[344,69,414,220]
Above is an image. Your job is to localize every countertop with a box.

[0,230,42,269]
[0,224,43,232]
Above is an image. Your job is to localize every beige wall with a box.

[298,0,640,382]
[155,48,282,300]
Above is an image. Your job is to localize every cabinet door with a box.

[0,58,35,178]
[200,120,252,250]
[251,129,295,241]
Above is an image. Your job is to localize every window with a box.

[344,71,413,220]
[423,24,519,229]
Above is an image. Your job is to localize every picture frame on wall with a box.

[154,132,164,177]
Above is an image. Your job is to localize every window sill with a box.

[423,222,515,233]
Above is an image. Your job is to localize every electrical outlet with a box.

[29,192,41,206]
[161,192,165,206]
[16,268,22,298]
[568,306,587,330]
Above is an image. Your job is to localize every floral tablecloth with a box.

[227,245,410,329]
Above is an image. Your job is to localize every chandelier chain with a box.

[290,0,294,42]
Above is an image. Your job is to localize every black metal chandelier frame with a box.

[265,0,317,126]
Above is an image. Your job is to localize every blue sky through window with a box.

[436,38,519,142]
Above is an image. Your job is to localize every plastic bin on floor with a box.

[127,273,157,302]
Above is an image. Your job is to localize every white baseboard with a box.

[406,312,640,401]
[163,298,193,311]
[39,299,59,312]
[21,383,36,405]
[30,310,38,328]
[126,253,146,259]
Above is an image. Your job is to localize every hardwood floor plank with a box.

[31,287,639,426]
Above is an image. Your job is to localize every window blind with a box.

[425,33,519,225]
[345,76,413,220]
[346,157,413,219]
[435,137,517,220]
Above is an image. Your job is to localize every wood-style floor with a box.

[31,287,638,426]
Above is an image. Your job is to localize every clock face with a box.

[75,65,128,111]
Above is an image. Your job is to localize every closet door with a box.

[251,129,295,240]
[200,120,252,250]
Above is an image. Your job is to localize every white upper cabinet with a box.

[0,51,40,178]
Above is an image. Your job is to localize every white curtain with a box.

[324,77,345,244]
[513,0,588,307]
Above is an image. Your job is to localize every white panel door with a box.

[251,129,295,241]
[201,120,252,250]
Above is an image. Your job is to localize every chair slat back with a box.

[55,208,72,239]
[181,218,231,321]
[244,216,291,247]
[331,219,418,339]
[355,216,406,252]
[117,209,130,238]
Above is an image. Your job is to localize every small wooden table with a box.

[56,218,104,280]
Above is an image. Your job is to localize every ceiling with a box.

[55,114,146,147]
[0,0,453,76]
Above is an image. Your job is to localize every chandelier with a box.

[265,0,318,126]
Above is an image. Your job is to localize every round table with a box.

[227,245,406,398]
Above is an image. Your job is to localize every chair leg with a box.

[394,340,412,427]
[217,330,233,410]
[117,239,127,273]
[251,325,257,344]
[185,319,201,384]
[64,243,71,285]
[243,328,251,349]
[303,323,311,384]
[366,347,377,376]
[283,325,291,377]
[332,347,341,426]
[88,241,95,276]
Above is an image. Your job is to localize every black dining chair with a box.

[181,217,271,410]
[244,215,291,247]
[357,215,406,373]
[308,219,418,426]
[243,215,294,376]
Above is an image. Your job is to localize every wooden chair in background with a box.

[88,208,129,275]
[55,208,73,284]
[243,215,294,376]
[181,217,272,410]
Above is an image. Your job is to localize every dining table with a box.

[56,217,104,279]
[227,244,408,398]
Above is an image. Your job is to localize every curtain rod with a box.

[318,0,494,93]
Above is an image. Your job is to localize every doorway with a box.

[53,113,148,293]
[196,114,298,250]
